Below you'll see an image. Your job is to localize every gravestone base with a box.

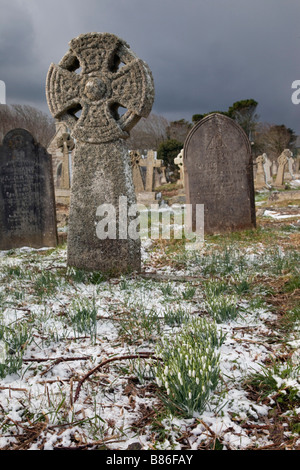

[268,190,300,203]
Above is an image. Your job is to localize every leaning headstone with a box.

[46,32,154,272]
[183,113,256,234]
[274,149,290,188]
[0,129,57,250]
[255,154,267,190]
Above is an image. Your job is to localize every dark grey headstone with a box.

[184,114,256,234]
[0,129,58,250]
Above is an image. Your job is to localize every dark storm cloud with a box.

[1,0,300,132]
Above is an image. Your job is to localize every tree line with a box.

[0,104,55,148]
[0,101,297,173]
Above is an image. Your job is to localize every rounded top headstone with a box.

[3,128,35,148]
[183,113,255,234]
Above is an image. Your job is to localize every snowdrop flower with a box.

[156,378,162,388]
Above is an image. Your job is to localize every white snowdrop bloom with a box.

[192,370,196,378]
[145,364,150,372]
[164,366,169,375]
[189,392,192,400]
[196,378,200,385]
[156,378,162,388]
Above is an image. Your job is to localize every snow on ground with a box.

[0,229,299,451]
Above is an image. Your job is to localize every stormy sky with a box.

[1,0,300,133]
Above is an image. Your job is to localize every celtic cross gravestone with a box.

[46,33,154,272]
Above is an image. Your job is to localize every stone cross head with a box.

[174,149,184,169]
[57,132,75,153]
[46,32,155,144]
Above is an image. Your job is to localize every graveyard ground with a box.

[0,189,299,451]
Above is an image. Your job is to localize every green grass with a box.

[163,307,189,327]
[68,298,98,342]
[245,360,300,409]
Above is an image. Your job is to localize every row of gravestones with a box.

[47,120,167,206]
[254,151,299,190]
[0,32,262,273]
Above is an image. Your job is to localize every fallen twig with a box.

[74,353,158,403]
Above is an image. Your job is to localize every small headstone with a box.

[138,150,162,205]
[46,32,154,272]
[274,149,290,188]
[183,113,256,234]
[57,131,75,190]
[0,129,58,250]
[255,154,267,190]
[130,150,144,193]
[141,150,163,192]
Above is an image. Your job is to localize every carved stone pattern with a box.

[46,33,155,144]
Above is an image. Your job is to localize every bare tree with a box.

[0,104,55,148]
[127,113,169,150]
[253,122,296,160]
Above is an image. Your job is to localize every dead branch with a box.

[74,353,158,403]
